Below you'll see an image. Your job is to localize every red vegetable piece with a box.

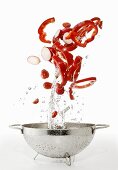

[62,22,71,28]
[67,65,76,81]
[53,41,73,66]
[52,55,67,86]
[33,98,39,104]
[41,69,49,79]
[91,17,103,29]
[64,43,77,51]
[73,56,82,81]
[66,20,98,47]
[73,77,96,89]
[38,17,55,43]
[69,84,74,100]
[56,83,64,95]
[43,82,52,89]
[52,111,58,118]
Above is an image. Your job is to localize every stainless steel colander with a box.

[10,122,109,165]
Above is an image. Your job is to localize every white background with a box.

[0,0,118,169]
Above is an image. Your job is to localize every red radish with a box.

[62,22,71,28]
[41,69,49,79]
[33,98,39,104]
[41,47,52,61]
[63,32,73,44]
[52,111,58,118]
[54,29,61,38]
[27,56,40,65]
[43,82,52,89]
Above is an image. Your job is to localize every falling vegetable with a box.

[37,17,102,100]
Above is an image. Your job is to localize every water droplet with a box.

[26,91,28,95]
[28,87,32,90]
[85,55,88,59]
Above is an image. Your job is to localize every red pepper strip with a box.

[64,43,77,51]
[53,41,73,66]
[66,20,98,47]
[67,56,82,82]
[73,77,96,89]
[73,56,82,82]
[62,22,71,28]
[33,98,39,104]
[68,31,87,47]
[38,17,55,43]
[91,17,103,29]
[77,25,93,38]
[69,83,74,100]
[52,111,58,118]
[67,65,76,82]
[52,55,67,86]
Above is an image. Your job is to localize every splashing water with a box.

[48,68,83,129]
[48,68,62,129]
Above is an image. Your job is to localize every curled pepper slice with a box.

[53,41,73,66]
[91,17,103,29]
[69,83,74,100]
[64,43,77,51]
[66,20,98,47]
[52,55,67,86]
[73,77,96,89]
[38,17,55,43]
[73,56,82,82]
[67,56,82,82]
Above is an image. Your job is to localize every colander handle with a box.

[95,124,109,130]
[9,124,23,133]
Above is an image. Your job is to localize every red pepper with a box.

[52,111,58,118]
[64,43,77,51]
[43,82,52,89]
[73,77,96,89]
[69,83,74,100]
[73,56,82,82]
[66,20,98,47]
[38,17,55,43]
[91,17,103,29]
[56,83,64,95]
[67,65,76,81]
[33,98,39,104]
[52,55,67,86]
[67,56,82,82]
[41,69,49,79]
[53,41,74,66]
[62,22,71,28]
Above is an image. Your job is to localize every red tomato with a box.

[43,82,52,89]
[56,83,64,95]
[41,69,49,79]
[52,111,58,118]
[33,98,39,104]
